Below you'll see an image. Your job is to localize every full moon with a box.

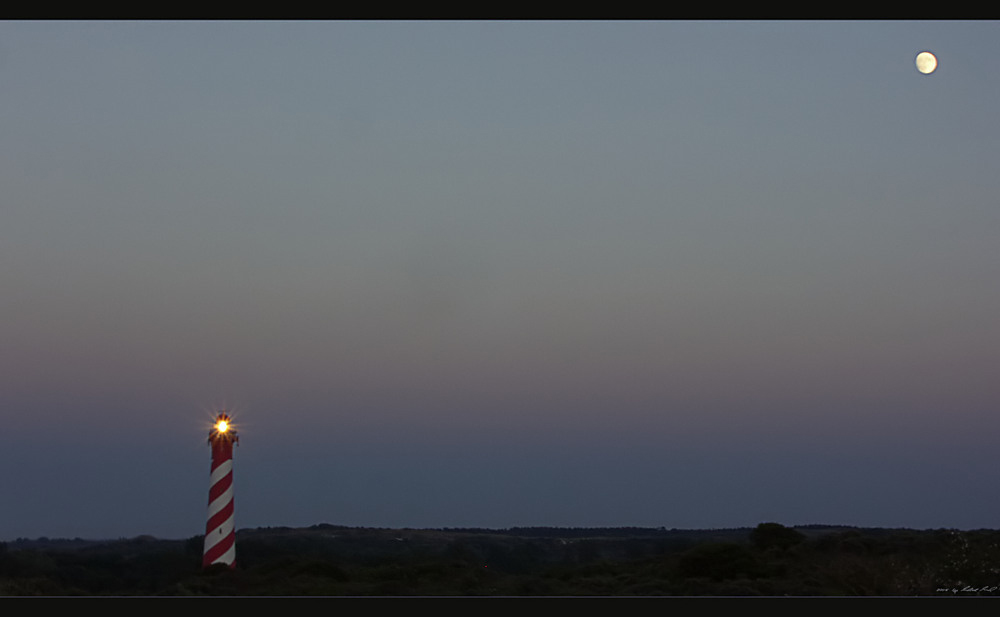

[916,51,937,74]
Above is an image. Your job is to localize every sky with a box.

[1,20,999,540]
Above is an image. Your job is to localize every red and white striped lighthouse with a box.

[203,411,238,569]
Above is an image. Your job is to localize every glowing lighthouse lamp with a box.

[203,412,238,569]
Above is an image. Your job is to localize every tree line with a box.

[3,523,1000,595]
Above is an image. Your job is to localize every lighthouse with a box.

[203,411,238,569]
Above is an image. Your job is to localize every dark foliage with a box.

[750,522,806,552]
[3,524,1000,596]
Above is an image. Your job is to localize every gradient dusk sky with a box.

[2,20,999,540]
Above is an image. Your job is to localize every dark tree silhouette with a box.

[750,522,805,552]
